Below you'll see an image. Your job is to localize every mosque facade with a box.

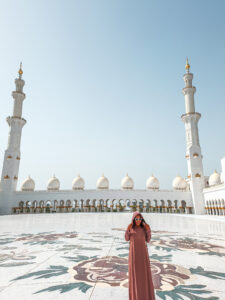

[0,61,224,216]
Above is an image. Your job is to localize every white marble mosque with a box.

[1,61,225,300]
[0,60,224,216]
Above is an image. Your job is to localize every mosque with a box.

[0,60,224,216]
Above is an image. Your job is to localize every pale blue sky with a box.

[0,0,224,190]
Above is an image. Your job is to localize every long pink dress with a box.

[125,211,156,300]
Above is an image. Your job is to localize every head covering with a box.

[131,211,144,222]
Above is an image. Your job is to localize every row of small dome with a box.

[19,173,190,191]
[209,170,224,186]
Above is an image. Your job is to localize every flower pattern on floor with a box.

[0,226,224,300]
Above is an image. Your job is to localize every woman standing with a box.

[125,211,155,300]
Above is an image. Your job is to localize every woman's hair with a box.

[132,214,146,229]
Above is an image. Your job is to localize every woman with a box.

[125,211,155,300]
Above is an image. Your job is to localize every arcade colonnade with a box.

[12,198,192,214]
[205,199,225,216]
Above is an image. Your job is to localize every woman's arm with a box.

[144,224,151,243]
[125,224,132,241]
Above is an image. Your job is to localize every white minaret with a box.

[1,64,26,192]
[181,58,205,215]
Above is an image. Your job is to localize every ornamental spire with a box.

[18,62,23,79]
[185,57,190,73]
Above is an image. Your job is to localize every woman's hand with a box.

[128,223,132,230]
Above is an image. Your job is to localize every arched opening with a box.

[181,200,186,213]
[46,200,52,213]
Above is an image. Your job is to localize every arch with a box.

[66,199,72,206]
[19,201,24,213]
[160,199,165,213]
[46,200,52,213]
[167,200,172,213]
[181,200,186,214]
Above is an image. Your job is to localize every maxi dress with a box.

[125,211,156,300]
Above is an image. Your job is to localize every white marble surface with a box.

[0,212,225,300]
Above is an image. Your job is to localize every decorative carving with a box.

[4,175,10,179]
[193,153,199,157]
[7,155,12,159]
[14,176,18,180]
[16,156,20,160]
[195,173,201,177]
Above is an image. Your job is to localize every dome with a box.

[146,175,159,190]
[21,176,35,191]
[96,174,109,189]
[47,175,60,191]
[221,172,224,183]
[172,175,187,190]
[209,170,221,186]
[121,174,134,189]
[72,175,85,190]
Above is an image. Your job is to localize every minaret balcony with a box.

[182,86,196,95]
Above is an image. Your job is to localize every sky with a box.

[0,0,224,190]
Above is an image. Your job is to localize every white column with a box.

[1,65,26,196]
[181,59,205,215]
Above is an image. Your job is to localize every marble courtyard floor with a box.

[0,213,225,300]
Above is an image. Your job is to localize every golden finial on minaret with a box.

[185,57,190,73]
[18,62,23,79]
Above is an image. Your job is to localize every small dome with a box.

[47,175,60,191]
[121,174,134,189]
[221,172,224,183]
[209,170,221,186]
[96,174,109,189]
[172,175,187,190]
[21,176,35,191]
[72,175,85,190]
[146,175,159,190]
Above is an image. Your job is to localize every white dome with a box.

[146,175,159,190]
[121,174,134,189]
[21,176,35,191]
[221,172,224,183]
[47,175,60,191]
[209,170,221,186]
[72,175,85,190]
[96,174,109,189]
[172,175,187,190]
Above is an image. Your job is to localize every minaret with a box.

[181,58,205,214]
[1,64,27,192]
